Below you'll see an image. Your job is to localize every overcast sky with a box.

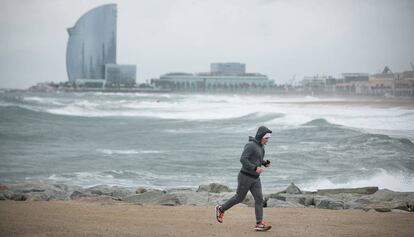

[1,0,413,89]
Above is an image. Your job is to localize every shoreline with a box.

[1,182,413,212]
[1,201,413,237]
[1,182,413,236]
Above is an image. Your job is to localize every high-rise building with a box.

[66,4,117,82]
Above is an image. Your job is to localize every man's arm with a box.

[240,144,257,171]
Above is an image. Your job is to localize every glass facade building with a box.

[66,4,117,82]
[105,64,136,86]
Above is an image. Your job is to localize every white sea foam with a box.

[96,149,164,155]
[47,172,139,188]
[12,94,414,138]
[23,96,65,106]
[300,169,414,192]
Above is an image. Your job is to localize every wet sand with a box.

[0,201,413,237]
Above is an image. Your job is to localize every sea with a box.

[1,91,413,192]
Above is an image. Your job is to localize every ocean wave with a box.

[344,133,414,148]
[96,149,164,155]
[47,172,139,188]
[23,96,65,106]
[45,170,213,189]
[302,118,337,127]
[300,169,414,192]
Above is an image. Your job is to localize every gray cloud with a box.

[1,0,413,89]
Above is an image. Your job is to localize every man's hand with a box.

[256,167,264,174]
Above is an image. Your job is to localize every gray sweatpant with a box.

[221,172,263,222]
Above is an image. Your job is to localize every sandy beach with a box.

[274,97,414,108]
[0,201,413,237]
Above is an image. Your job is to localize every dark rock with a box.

[285,196,307,206]
[5,182,73,201]
[136,187,148,194]
[364,201,413,212]
[205,192,235,206]
[317,187,378,195]
[10,193,28,201]
[241,194,255,207]
[26,192,49,201]
[374,207,391,212]
[266,198,305,208]
[265,193,286,201]
[70,190,96,200]
[85,185,134,199]
[0,190,13,200]
[314,197,347,210]
[285,183,302,194]
[407,201,414,212]
[197,183,231,193]
[123,190,166,204]
[167,190,209,206]
[158,194,182,206]
[345,199,372,210]
[271,193,314,206]
[302,196,315,206]
[7,183,48,193]
[369,189,414,202]
[0,184,8,192]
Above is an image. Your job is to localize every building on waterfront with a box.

[151,63,273,92]
[105,64,136,87]
[341,73,369,83]
[394,70,414,96]
[210,63,246,75]
[300,75,336,93]
[335,73,369,94]
[303,66,414,97]
[66,4,136,88]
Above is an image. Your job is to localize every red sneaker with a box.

[215,205,224,223]
[254,221,272,231]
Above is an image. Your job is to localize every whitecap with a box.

[300,169,414,192]
[96,149,164,155]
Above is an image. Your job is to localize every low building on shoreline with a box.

[151,63,274,92]
[300,67,414,97]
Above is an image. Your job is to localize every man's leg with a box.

[250,178,263,223]
[221,172,252,211]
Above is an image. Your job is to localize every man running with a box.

[215,126,272,231]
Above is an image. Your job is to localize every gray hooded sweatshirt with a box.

[239,126,272,178]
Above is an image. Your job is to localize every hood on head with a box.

[255,126,272,141]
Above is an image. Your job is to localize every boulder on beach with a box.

[136,187,148,194]
[123,190,167,204]
[265,193,286,202]
[314,196,348,210]
[280,183,302,194]
[0,184,8,192]
[368,189,414,202]
[3,182,75,201]
[85,185,134,199]
[266,198,305,208]
[317,187,378,195]
[197,183,231,193]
